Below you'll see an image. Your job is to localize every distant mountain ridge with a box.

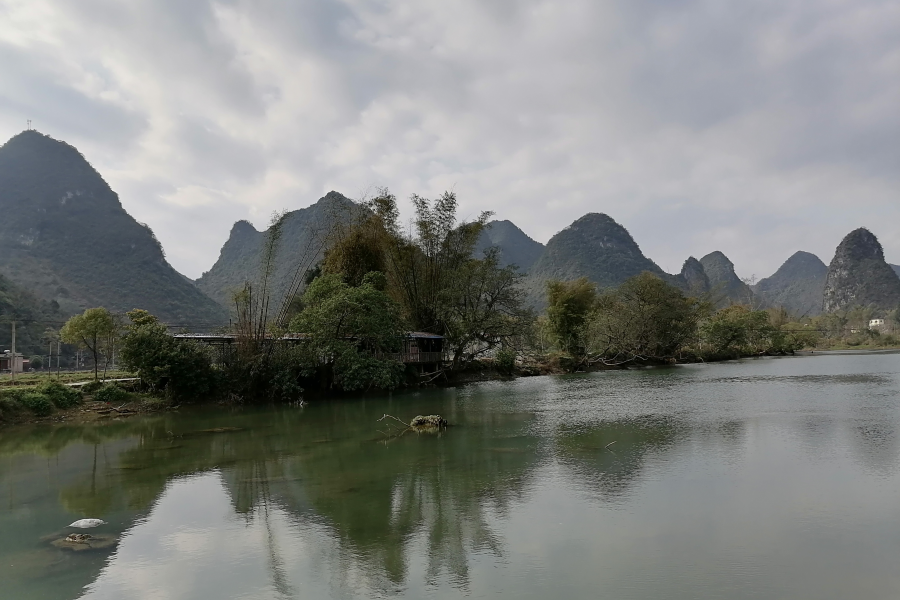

[197,191,358,309]
[475,220,544,272]
[754,251,827,316]
[522,213,670,307]
[699,251,755,307]
[0,130,226,325]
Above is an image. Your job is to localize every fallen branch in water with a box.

[605,441,617,449]
[377,414,409,428]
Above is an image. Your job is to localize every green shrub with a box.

[20,392,53,416]
[0,396,22,419]
[0,388,26,403]
[81,380,104,394]
[94,383,129,404]
[495,349,516,374]
[37,381,82,409]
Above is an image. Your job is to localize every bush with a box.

[37,381,82,409]
[94,383,129,404]
[120,317,219,402]
[0,388,26,403]
[20,392,53,416]
[0,396,22,419]
[81,380,104,394]
[495,349,516,374]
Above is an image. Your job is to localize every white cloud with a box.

[0,0,897,278]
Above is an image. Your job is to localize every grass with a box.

[0,370,135,389]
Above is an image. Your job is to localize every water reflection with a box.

[2,353,900,599]
[554,416,683,502]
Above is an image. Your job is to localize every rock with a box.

[822,228,900,313]
[68,518,106,528]
[51,533,117,552]
[409,415,448,429]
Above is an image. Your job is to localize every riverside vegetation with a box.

[5,189,876,427]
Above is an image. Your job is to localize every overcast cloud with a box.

[0,0,897,279]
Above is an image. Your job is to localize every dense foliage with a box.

[119,309,218,401]
[585,272,709,363]
[290,272,406,391]
[320,189,532,370]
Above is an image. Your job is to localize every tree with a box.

[700,305,773,356]
[583,272,709,364]
[545,278,597,356]
[119,309,218,400]
[60,307,118,379]
[439,248,532,368]
[369,189,492,333]
[317,188,528,372]
[290,272,407,391]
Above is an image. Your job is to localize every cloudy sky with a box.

[0,0,897,279]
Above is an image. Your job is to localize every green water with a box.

[2,352,900,599]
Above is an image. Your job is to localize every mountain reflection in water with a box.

[2,352,900,599]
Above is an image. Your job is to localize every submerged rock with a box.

[51,533,117,552]
[409,415,448,429]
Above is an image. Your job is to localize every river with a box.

[2,352,900,599]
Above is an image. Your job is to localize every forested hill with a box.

[474,220,545,271]
[197,191,359,309]
[522,213,670,308]
[0,273,64,356]
[753,251,827,316]
[0,130,226,325]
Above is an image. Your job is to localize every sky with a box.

[0,0,897,280]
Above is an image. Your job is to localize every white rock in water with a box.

[68,519,106,529]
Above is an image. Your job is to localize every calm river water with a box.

[2,352,900,599]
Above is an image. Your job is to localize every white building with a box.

[869,318,886,330]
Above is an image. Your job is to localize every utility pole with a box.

[11,321,16,383]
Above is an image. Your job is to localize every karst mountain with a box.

[0,130,226,324]
[196,191,358,309]
[753,251,828,317]
[822,228,900,313]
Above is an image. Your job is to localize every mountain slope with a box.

[699,251,755,307]
[822,228,900,313]
[677,257,711,297]
[0,130,226,325]
[474,220,545,272]
[197,191,358,309]
[754,251,827,317]
[0,273,64,356]
[523,213,668,307]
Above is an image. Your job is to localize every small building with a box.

[0,352,27,373]
[400,332,444,364]
[869,318,886,330]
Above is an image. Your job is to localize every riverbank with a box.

[10,348,892,428]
